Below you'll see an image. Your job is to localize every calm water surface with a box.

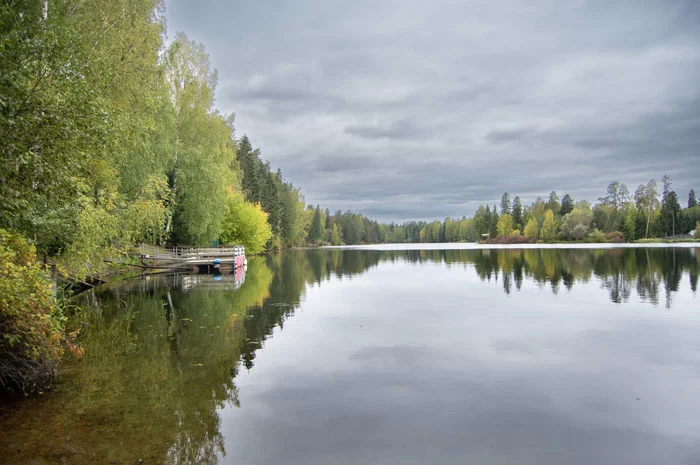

[1,246,699,464]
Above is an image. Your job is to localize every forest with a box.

[0,1,698,393]
[356,179,700,246]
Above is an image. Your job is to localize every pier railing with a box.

[138,244,245,262]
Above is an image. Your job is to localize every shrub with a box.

[561,207,593,240]
[489,235,537,244]
[695,222,700,239]
[605,231,625,243]
[0,229,64,393]
[588,228,608,243]
[571,224,588,240]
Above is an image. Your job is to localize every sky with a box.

[165,0,700,222]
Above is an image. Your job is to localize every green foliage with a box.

[236,136,301,248]
[512,197,523,229]
[490,207,499,239]
[547,192,560,216]
[496,214,514,237]
[588,228,608,243]
[524,218,539,239]
[0,229,64,393]
[165,34,237,245]
[339,213,364,245]
[598,182,630,211]
[540,210,557,243]
[622,209,636,242]
[330,224,342,245]
[660,188,681,236]
[220,192,272,254]
[308,207,324,244]
[500,193,511,215]
[560,194,575,216]
[561,205,593,240]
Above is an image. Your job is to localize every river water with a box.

[1,245,699,464]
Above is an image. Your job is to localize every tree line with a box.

[296,178,698,246]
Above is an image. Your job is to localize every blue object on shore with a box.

[213,259,221,264]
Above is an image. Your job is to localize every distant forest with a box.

[301,178,700,246]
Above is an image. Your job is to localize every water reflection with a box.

[0,247,697,464]
[297,247,698,307]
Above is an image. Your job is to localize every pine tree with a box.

[689,189,697,208]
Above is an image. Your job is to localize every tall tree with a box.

[661,190,681,237]
[496,214,514,237]
[512,196,523,229]
[490,206,499,239]
[642,179,659,238]
[689,189,697,208]
[547,191,560,216]
[309,206,324,244]
[598,181,630,211]
[560,194,575,216]
[165,33,236,245]
[541,210,557,243]
[524,218,539,239]
[330,224,341,245]
[500,192,511,215]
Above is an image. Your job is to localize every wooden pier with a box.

[138,244,246,272]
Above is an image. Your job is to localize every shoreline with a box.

[319,242,700,251]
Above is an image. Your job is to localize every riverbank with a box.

[322,241,700,251]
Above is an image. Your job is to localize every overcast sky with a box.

[165,0,700,222]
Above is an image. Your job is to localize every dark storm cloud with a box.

[166,0,700,222]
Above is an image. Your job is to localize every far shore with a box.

[320,242,700,251]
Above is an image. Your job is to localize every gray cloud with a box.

[486,126,537,144]
[166,0,700,222]
[345,118,423,140]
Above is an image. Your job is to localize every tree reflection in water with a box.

[0,247,696,464]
